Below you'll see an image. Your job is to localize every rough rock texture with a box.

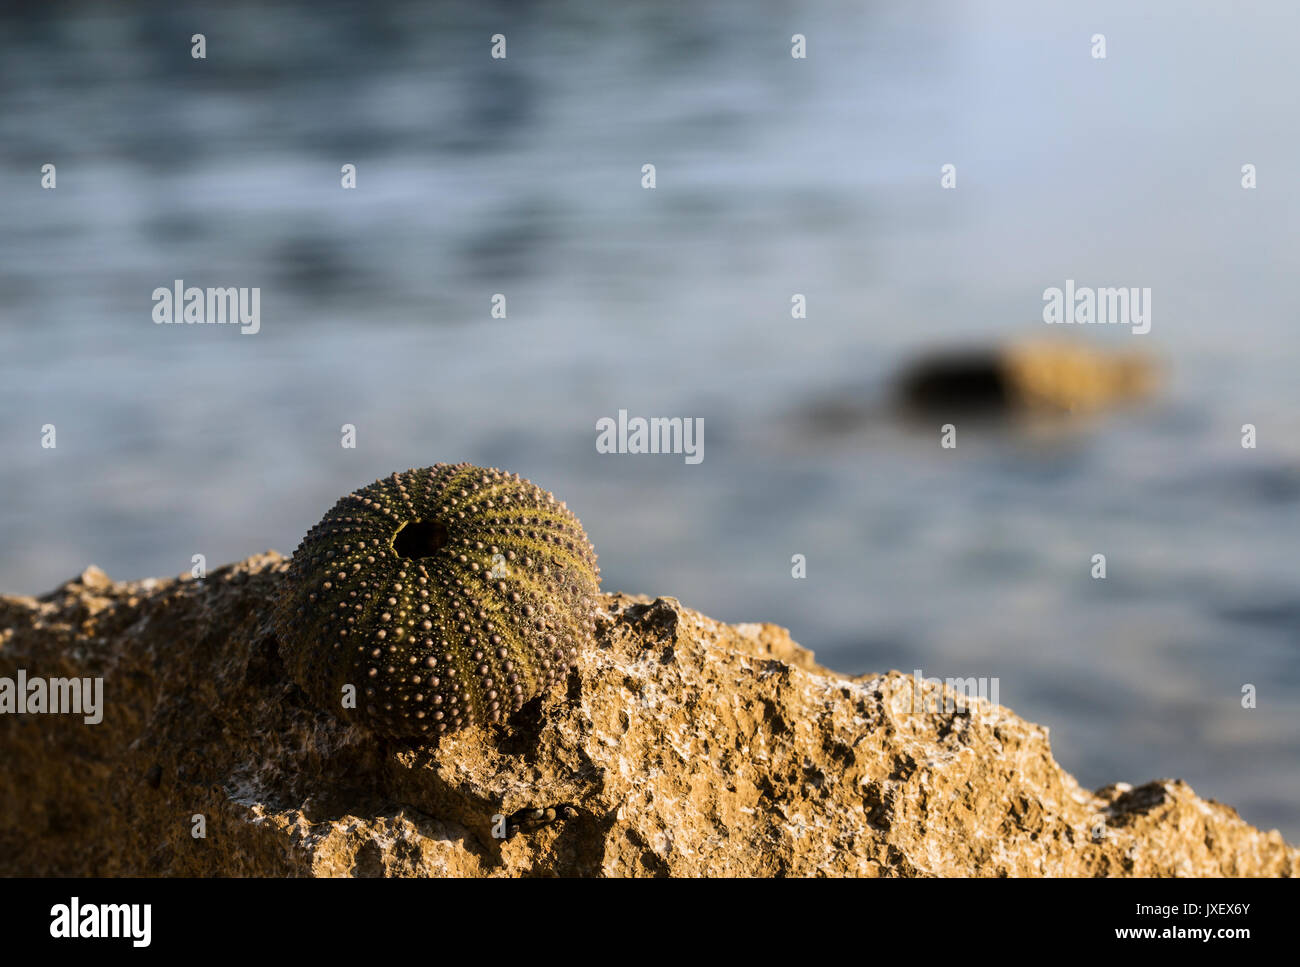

[0,554,1293,877]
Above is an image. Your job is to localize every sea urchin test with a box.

[274,465,600,738]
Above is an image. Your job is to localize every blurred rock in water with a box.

[897,340,1158,419]
[793,340,1159,437]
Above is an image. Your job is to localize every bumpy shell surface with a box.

[274,464,600,738]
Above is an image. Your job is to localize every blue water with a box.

[2,1,1297,841]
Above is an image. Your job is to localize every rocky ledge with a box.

[0,554,1293,876]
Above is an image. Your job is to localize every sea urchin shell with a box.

[274,464,600,738]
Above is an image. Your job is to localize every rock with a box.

[72,564,112,591]
[0,553,1292,877]
[896,340,1157,417]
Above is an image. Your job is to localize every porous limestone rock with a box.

[0,554,1293,876]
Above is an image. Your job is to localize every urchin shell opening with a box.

[392,519,449,560]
